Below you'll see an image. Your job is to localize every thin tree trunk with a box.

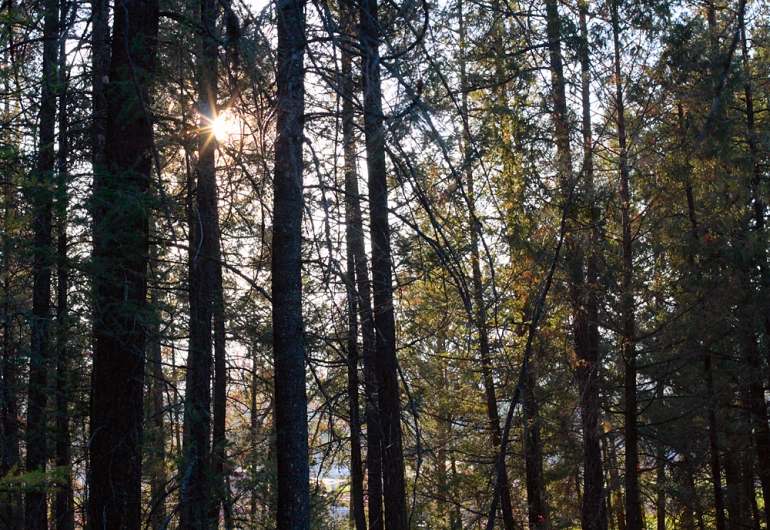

[1,114,22,530]
[250,348,258,520]
[89,0,159,527]
[705,353,727,530]
[740,20,770,527]
[340,39,383,524]
[213,265,231,528]
[340,3,367,526]
[272,0,310,526]
[610,4,643,529]
[656,446,665,530]
[147,239,167,530]
[523,357,547,529]
[54,8,74,526]
[457,1,516,527]
[605,437,626,530]
[359,0,408,527]
[26,0,58,527]
[578,2,606,528]
[181,0,221,526]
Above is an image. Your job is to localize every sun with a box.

[211,109,241,143]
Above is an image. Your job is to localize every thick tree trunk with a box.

[26,1,58,527]
[340,4,367,526]
[272,0,310,527]
[89,0,159,527]
[724,447,752,530]
[358,0,408,527]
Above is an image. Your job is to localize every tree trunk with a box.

[26,0,58,527]
[54,9,74,526]
[457,1,516,527]
[610,4,643,529]
[358,0,409,527]
[89,0,159,527]
[740,20,770,526]
[340,3,367,526]
[181,0,222,526]
[340,33,383,522]
[705,353,727,530]
[272,0,310,527]
[213,265,231,528]
[147,239,167,530]
[656,446,665,530]
[1,131,22,530]
[578,3,606,529]
[523,356,547,530]
[724,447,752,530]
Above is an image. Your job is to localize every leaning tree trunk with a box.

[272,0,310,527]
[26,0,57,527]
[359,0,409,527]
[89,0,159,527]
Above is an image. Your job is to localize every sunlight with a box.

[211,109,241,143]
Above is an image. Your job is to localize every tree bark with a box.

[181,0,222,526]
[339,27,383,522]
[340,3,367,526]
[147,239,167,530]
[1,98,22,530]
[359,0,409,527]
[739,20,770,527]
[89,0,159,527]
[54,8,74,526]
[457,1,516,527]
[578,3,606,529]
[656,446,665,530]
[523,356,547,530]
[26,0,58,527]
[272,0,310,527]
[213,264,231,528]
[610,3,643,529]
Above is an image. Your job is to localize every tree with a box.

[272,0,310,527]
[89,0,159,527]
[358,0,409,526]
[26,0,57,527]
